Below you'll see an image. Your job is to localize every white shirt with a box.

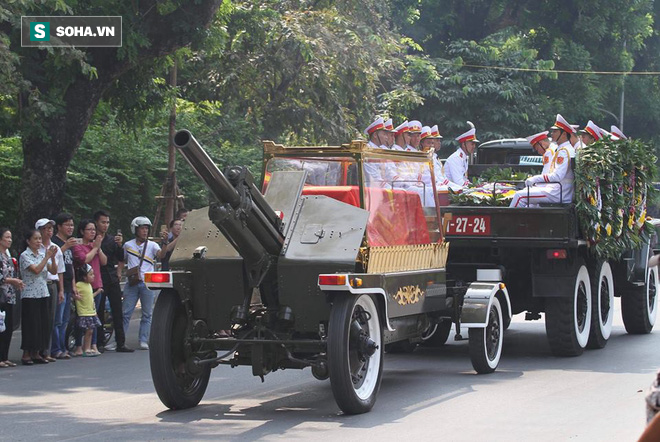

[124,239,161,279]
[40,242,64,281]
[445,148,470,187]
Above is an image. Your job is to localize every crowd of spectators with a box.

[0,208,188,366]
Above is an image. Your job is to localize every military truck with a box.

[144,130,511,415]
[440,140,659,357]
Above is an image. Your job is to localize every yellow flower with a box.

[605,224,612,236]
[589,196,596,206]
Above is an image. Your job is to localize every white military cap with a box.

[610,125,627,139]
[364,116,385,136]
[455,127,479,143]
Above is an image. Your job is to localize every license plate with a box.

[446,215,491,235]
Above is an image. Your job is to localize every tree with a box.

[0,0,224,232]
[177,0,419,145]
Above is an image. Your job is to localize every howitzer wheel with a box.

[545,262,592,357]
[468,296,503,374]
[587,261,614,349]
[150,290,211,410]
[621,265,658,334]
[328,294,383,415]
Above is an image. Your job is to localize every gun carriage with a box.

[146,130,510,414]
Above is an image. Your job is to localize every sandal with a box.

[56,352,71,360]
[4,361,16,367]
[82,351,100,357]
[32,357,48,364]
[21,358,34,366]
[0,362,7,368]
[44,356,57,363]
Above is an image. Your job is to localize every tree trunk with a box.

[19,76,109,231]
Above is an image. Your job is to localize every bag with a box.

[126,267,141,287]
[126,241,147,287]
[0,309,5,333]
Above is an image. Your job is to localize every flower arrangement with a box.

[575,138,657,260]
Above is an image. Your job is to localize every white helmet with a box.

[130,216,152,235]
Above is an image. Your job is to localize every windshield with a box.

[363,155,436,246]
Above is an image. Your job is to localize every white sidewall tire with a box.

[353,295,382,401]
[484,297,503,370]
[574,265,592,348]
[647,266,658,327]
[597,262,615,340]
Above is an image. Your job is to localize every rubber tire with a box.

[328,294,383,415]
[150,290,211,410]
[420,320,452,347]
[545,263,592,357]
[621,266,659,334]
[468,296,503,374]
[587,261,614,349]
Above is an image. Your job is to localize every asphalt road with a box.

[1,299,658,441]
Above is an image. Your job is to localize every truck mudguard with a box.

[460,282,511,328]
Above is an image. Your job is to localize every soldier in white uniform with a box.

[527,131,554,175]
[382,118,396,148]
[404,120,422,151]
[579,120,602,146]
[610,125,627,139]
[509,114,575,207]
[570,124,584,152]
[364,116,389,149]
[363,116,394,188]
[392,121,408,151]
[445,126,479,188]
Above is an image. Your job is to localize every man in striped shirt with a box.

[118,216,164,350]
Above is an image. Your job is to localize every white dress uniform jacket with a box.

[510,141,575,207]
[363,141,389,188]
[445,148,470,187]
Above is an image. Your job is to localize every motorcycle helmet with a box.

[130,216,152,235]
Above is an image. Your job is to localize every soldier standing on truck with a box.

[611,125,627,139]
[445,126,479,188]
[509,114,575,207]
[364,117,395,189]
[404,120,423,151]
[393,121,408,151]
[423,125,455,189]
[579,120,603,146]
[383,118,396,148]
[365,116,388,149]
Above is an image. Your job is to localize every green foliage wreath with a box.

[575,138,657,260]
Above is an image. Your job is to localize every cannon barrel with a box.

[173,130,284,285]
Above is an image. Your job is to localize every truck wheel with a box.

[545,263,592,357]
[328,294,383,415]
[150,290,211,410]
[468,296,503,374]
[621,266,658,334]
[420,320,452,347]
[587,261,614,349]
